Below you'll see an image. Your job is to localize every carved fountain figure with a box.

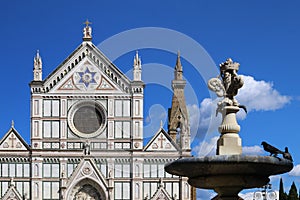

[165,58,293,200]
[207,58,245,155]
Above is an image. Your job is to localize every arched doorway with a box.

[73,184,101,200]
[68,179,107,200]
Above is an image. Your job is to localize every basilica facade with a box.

[0,23,194,200]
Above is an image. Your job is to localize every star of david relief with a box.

[78,68,96,87]
[73,66,101,90]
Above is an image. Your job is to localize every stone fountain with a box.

[165,58,293,200]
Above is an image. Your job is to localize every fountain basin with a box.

[165,155,293,199]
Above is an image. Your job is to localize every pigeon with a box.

[283,147,293,162]
[261,141,283,157]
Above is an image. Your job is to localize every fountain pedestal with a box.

[165,155,293,200]
[217,106,242,155]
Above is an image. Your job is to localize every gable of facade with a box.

[64,158,109,199]
[42,43,131,95]
[2,180,23,200]
[144,127,179,152]
[0,123,30,151]
[149,180,173,200]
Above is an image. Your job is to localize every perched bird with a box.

[261,141,283,157]
[283,147,293,162]
[238,104,247,114]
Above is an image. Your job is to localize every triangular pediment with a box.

[151,181,173,200]
[2,181,23,200]
[0,126,30,151]
[144,128,179,151]
[41,42,131,94]
[65,158,108,192]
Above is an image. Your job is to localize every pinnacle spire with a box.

[134,51,141,68]
[174,51,183,80]
[36,50,40,59]
[34,50,42,68]
[176,51,181,68]
[133,51,142,81]
[168,52,190,151]
[83,19,92,41]
[33,50,42,81]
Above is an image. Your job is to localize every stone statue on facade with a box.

[83,141,90,155]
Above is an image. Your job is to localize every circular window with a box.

[68,101,107,138]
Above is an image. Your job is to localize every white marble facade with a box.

[0,24,194,200]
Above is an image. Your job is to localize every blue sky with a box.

[1,0,300,199]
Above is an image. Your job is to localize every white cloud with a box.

[187,98,221,139]
[197,189,216,200]
[242,145,264,155]
[187,104,201,136]
[193,136,218,157]
[237,75,291,112]
[143,104,167,139]
[194,137,264,157]
[289,164,300,176]
[240,190,279,200]
[239,192,254,200]
[197,189,279,200]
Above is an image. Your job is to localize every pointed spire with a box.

[168,52,190,151]
[33,50,42,81]
[174,51,183,80]
[134,51,141,68]
[83,19,92,41]
[133,51,142,81]
[34,50,42,69]
[36,50,40,59]
[176,51,182,69]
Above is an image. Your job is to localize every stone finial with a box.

[10,177,14,187]
[33,50,42,81]
[83,19,92,41]
[11,120,14,128]
[159,178,164,187]
[133,51,142,81]
[174,51,183,80]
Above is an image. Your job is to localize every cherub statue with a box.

[208,58,246,115]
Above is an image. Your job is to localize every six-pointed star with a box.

[78,67,97,87]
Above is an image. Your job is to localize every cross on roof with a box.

[9,134,17,148]
[84,19,92,27]
[158,134,166,149]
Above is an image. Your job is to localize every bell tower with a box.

[168,52,190,152]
